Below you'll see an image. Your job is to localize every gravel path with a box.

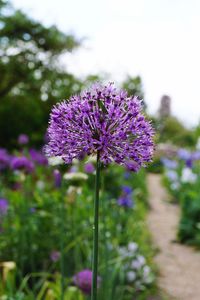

[147,174,200,300]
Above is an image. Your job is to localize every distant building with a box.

[158,95,171,118]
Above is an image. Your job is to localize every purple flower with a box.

[29,149,48,166]
[84,162,95,173]
[124,171,131,179]
[10,156,34,173]
[166,170,178,181]
[18,134,29,145]
[30,207,36,213]
[117,196,133,208]
[50,250,60,262]
[0,199,8,215]
[0,148,10,171]
[122,185,133,195]
[161,158,177,169]
[73,269,100,295]
[177,149,191,160]
[45,83,154,170]
[192,151,200,161]
[53,169,62,188]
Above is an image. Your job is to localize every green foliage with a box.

[178,188,200,246]
[158,116,196,147]
[0,154,157,299]
[0,0,83,148]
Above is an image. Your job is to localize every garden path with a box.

[147,174,200,300]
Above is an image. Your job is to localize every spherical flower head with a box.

[73,269,100,295]
[10,156,34,173]
[0,198,8,216]
[45,83,154,170]
[18,134,29,145]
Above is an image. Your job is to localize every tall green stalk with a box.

[91,151,101,300]
[60,190,65,300]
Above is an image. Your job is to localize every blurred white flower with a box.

[131,255,145,269]
[128,242,138,252]
[118,247,128,258]
[171,182,180,190]
[63,172,88,181]
[127,271,136,282]
[137,255,146,266]
[48,156,64,166]
[181,168,197,183]
[143,265,150,276]
[36,180,45,190]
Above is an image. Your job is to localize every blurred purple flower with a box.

[12,182,22,191]
[53,169,62,188]
[0,199,8,215]
[29,149,48,166]
[18,134,29,145]
[117,196,133,208]
[45,82,154,169]
[161,158,178,169]
[0,148,10,171]
[186,158,193,168]
[50,250,60,262]
[10,156,34,173]
[69,166,78,173]
[84,162,95,173]
[73,269,101,295]
[124,172,131,179]
[192,151,200,161]
[177,149,191,160]
[122,185,133,195]
[166,170,178,181]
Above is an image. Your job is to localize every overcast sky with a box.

[12,0,200,127]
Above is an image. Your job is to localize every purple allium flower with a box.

[0,199,8,215]
[0,148,10,171]
[117,196,133,208]
[122,185,133,195]
[45,83,154,170]
[53,169,62,188]
[18,134,29,145]
[73,269,101,295]
[50,250,60,262]
[84,162,95,173]
[29,149,48,166]
[10,156,34,173]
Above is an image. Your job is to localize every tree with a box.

[0,0,83,147]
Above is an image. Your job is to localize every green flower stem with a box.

[60,189,65,300]
[91,151,101,300]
